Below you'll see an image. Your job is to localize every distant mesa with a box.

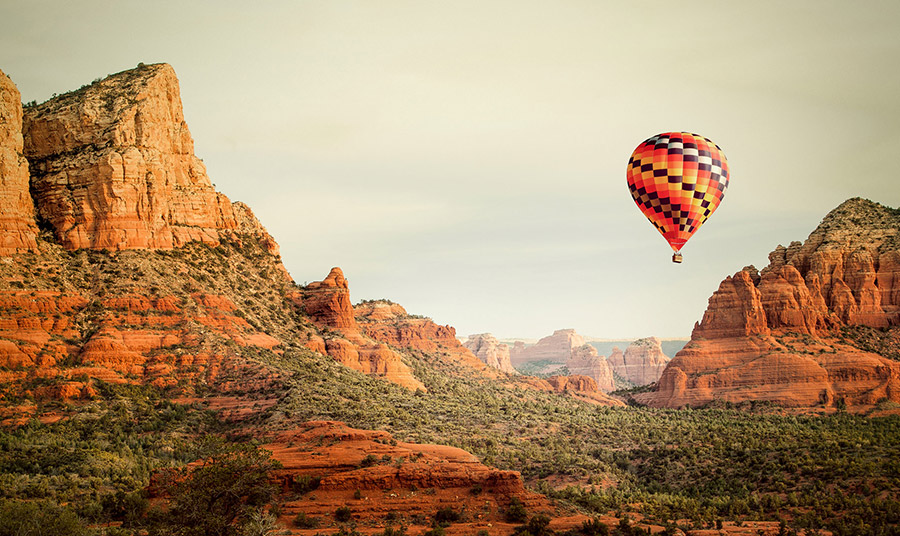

[462,333,516,374]
[545,375,625,406]
[566,343,615,391]
[355,298,492,374]
[638,198,900,412]
[608,337,670,386]
[510,328,585,366]
[503,329,671,392]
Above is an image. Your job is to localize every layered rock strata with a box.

[545,374,624,406]
[639,198,900,411]
[565,344,615,392]
[608,337,670,386]
[0,68,38,254]
[355,300,491,373]
[463,333,516,373]
[22,63,243,251]
[510,329,586,365]
[290,268,426,391]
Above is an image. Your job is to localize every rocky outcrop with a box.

[608,337,670,386]
[545,375,625,406]
[463,333,516,373]
[297,267,358,331]
[641,198,900,411]
[290,269,426,391]
[22,63,247,251]
[565,344,615,392]
[354,301,491,374]
[267,421,552,527]
[510,329,586,365]
[0,69,38,255]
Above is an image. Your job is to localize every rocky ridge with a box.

[639,198,900,411]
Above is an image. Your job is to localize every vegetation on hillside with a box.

[1,236,899,535]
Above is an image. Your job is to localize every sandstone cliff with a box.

[269,421,552,526]
[639,198,900,411]
[565,344,616,392]
[608,337,670,386]
[0,64,435,407]
[463,333,516,374]
[21,63,259,252]
[355,300,492,374]
[0,68,38,254]
[510,329,586,365]
[545,374,624,406]
[290,268,426,391]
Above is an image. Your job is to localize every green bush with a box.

[505,497,528,523]
[0,500,87,536]
[434,506,461,525]
[293,512,320,529]
[335,506,352,522]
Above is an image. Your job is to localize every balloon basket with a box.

[672,252,683,263]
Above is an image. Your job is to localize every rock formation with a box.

[21,63,246,251]
[463,333,516,374]
[355,300,492,374]
[545,374,624,406]
[639,198,900,411]
[608,337,670,386]
[565,344,615,392]
[290,268,426,391]
[0,68,38,254]
[509,329,586,365]
[268,421,552,526]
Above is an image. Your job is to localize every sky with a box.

[2,1,899,340]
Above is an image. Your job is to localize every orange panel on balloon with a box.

[626,132,729,253]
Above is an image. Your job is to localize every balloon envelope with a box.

[626,132,729,253]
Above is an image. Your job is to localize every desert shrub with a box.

[513,515,554,536]
[506,497,529,523]
[290,475,321,494]
[293,512,320,529]
[433,506,461,525]
[335,505,352,522]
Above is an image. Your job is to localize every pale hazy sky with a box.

[2,1,899,339]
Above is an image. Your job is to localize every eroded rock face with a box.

[22,63,241,251]
[565,344,615,392]
[544,375,624,406]
[290,268,425,391]
[463,333,516,374]
[297,267,358,331]
[264,421,552,526]
[510,329,586,365]
[641,198,900,411]
[354,301,493,374]
[608,337,670,386]
[0,69,38,255]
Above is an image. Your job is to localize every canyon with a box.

[2,62,897,536]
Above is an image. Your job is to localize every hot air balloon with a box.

[626,132,729,263]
